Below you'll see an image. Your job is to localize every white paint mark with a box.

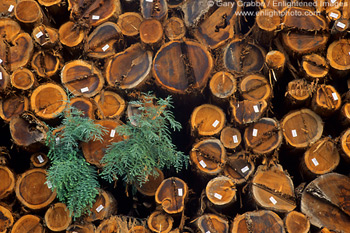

[292,130,297,137]
[96,205,104,212]
[206,231,211,233]
[36,31,43,38]
[252,128,258,137]
[146,0,153,2]
[241,166,249,173]
[269,196,277,205]
[8,5,14,12]
[0,72,2,80]
[92,15,100,20]
[312,158,319,166]
[232,135,238,143]
[332,92,338,101]
[0,59,3,64]
[214,193,222,200]
[110,129,116,137]
[212,120,220,127]
[178,188,183,196]
[337,22,346,29]
[199,160,207,168]
[102,44,109,52]
[253,105,259,113]
[330,12,339,18]
[81,87,89,93]
[37,155,44,163]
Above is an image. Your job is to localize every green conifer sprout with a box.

[100,93,188,187]
[46,104,107,218]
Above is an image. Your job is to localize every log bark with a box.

[311,84,341,117]
[195,214,229,233]
[155,177,188,214]
[147,211,173,233]
[224,154,255,185]
[190,138,226,176]
[220,126,241,150]
[30,83,68,120]
[61,60,105,97]
[231,210,285,233]
[281,109,323,149]
[0,166,15,200]
[223,38,266,75]
[301,173,350,232]
[0,95,29,122]
[193,4,241,49]
[82,119,124,167]
[205,176,236,210]
[94,91,126,119]
[190,104,225,137]
[32,25,59,48]
[301,54,329,81]
[66,222,96,233]
[136,168,164,197]
[230,100,268,126]
[140,0,168,21]
[11,215,45,233]
[58,21,86,48]
[117,12,143,38]
[209,71,237,101]
[86,189,117,222]
[70,96,97,119]
[244,117,283,155]
[44,203,72,232]
[0,66,10,92]
[153,39,213,94]
[30,153,49,168]
[15,168,56,210]
[9,112,48,148]
[285,79,311,107]
[302,137,339,177]
[284,211,310,233]
[164,17,186,41]
[251,165,296,213]
[84,22,123,59]
[105,43,152,90]
[31,50,62,77]
[10,68,36,90]
[0,204,13,233]
[239,74,272,101]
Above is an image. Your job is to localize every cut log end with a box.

[147,211,173,233]
[164,17,186,41]
[220,126,241,150]
[31,51,62,77]
[14,0,42,24]
[311,85,341,117]
[206,176,236,207]
[327,39,350,72]
[94,91,126,119]
[58,21,85,47]
[256,8,280,31]
[140,19,163,47]
[196,214,229,233]
[0,166,15,199]
[0,95,29,122]
[11,215,45,233]
[224,155,255,185]
[44,203,72,232]
[209,71,236,100]
[285,79,311,106]
[190,104,225,136]
[117,12,143,37]
[30,153,49,168]
[284,211,310,233]
[240,74,272,101]
[86,190,117,222]
[70,96,96,119]
[136,168,164,196]
[302,54,329,80]
[32,25,59,47]
[265,50,285,71]
[230,100,268,125]
[0,205,13,232]
[10,68,35,90]
[66,222,96,233]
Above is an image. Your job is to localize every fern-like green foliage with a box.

[46,105,107,218]
[100,93,188,187]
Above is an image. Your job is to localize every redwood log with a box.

[45,203,72,232]
[11,215,45,233]
[14,0,45,25]
[190,104,226,136]
[147,211,173,233]
[244,117,283,155]
[32,25,59,48]
[66,222,96,233]
[224,154,255,185]
[140,0,168,21]
[153,39,213,94]
[281,109,323,149]
[61,60,105,97]
[230,100,268,126]
[302,137,339,177]
[86,189,117,222]
[0,66,10,92]
[220,126,241,150]
[285,79,311,107]
[155,177,188,214]
[0,0,16,17]
[164,17,186,41]
[180,0,211,27]
[311,84,341,117]
[209,71,237,101]
[85,22,123,59]
[339,102,350,126]
[94,91,126,119]
[239,74,272,101]
[9,112,48,148]
[302,54,329,81]
[31,51,62,77]
[136,168,164,196]
[301,173,350,232]
[223,39,266,74]
[0,95,29,122]
[205,176,236,210]
[265,50,285,81]
[82,119,124,167]
[194,4,241,49]
[95,216,119,233]
[251,165,296,213]
[10,68,36,90]
[15,168,56,210]
[129,226,150,233]
[70,96,96,119]
[253,8,280,47]
[58,21,86,48]
[105,43,152,90]
[30,153,49,168]
[196,214,229,233]
[30,83,68,120]
[139,19,163,49]
[0,166,15,200]
[340,128,350,162]
[327,39,350,77]
[284,211,310,233]
[190,138,226,176]
[231,210,285,233]
[117,12,143,38]
[0,204,13,233]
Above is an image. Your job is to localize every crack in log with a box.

[252,182,296,205]
[192,148,224,168]
[180,41,196,92]
[244,214,254,233]
[63,73,96,85]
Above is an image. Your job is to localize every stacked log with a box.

[1,0,350,232]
